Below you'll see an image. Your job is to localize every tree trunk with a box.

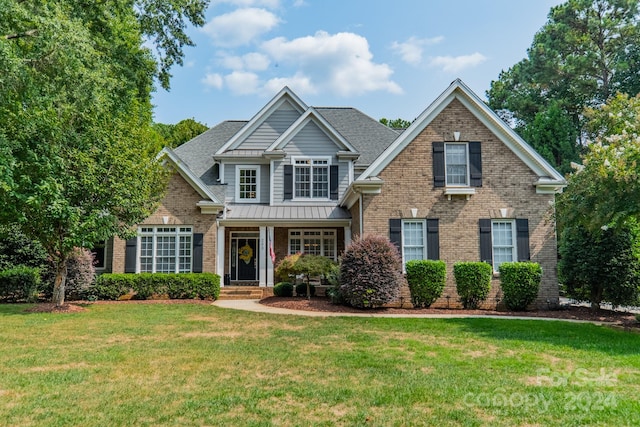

[52,259,68,307]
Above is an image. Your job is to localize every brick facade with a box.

[361,99,559,309]
[111,172,218,274]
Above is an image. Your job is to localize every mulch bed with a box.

[259,296,640,330]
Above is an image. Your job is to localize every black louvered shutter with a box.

[479,219,492,266]
[469,141,482,187]
[389,219,402,254]
[426,218,440,260]
[192,233,204,273]
[124,238,137,273]
[330,165,339,200]
[284,165,293,200]
[433,142,445,187]
[516,219,530,261]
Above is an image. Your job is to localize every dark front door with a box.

[231,237,258,281]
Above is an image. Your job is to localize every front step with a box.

[218,287,265,300]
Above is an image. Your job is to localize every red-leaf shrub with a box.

[339,235,402,308]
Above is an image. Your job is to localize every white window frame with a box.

[491,220,517,272]
[288,229,337,260]
[291,156,331,200]
[401,220,427,267]
[445,143,470,187]
[138,226,193,273]
[236,165,260,203]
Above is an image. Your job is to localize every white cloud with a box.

[292,0,307,6]
[224,71,261,94]
[202,8,281,47]
[202,73,224,89]
[219,52,270,71]
[263,73,317,95]
[391,36,444,65]
[261,31,401,96]
[429,52,487,73]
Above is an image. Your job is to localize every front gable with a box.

[216,87,307,154]
[347,79,566,206]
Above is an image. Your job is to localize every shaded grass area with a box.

[0,303,638,426]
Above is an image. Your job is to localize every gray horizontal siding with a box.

[242,102,301,150]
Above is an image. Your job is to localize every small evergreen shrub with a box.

[339,235,402,308]
[0,266,41,302]
[453,262,492,309]
[273,282,293,297]
[295,282,315,297]
[499,262,542,311]
[405,260,446,308]
[93,274,135,300]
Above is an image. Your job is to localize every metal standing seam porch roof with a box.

[219,204,351,223]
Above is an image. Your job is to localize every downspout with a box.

[359,191,364,237]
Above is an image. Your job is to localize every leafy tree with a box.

[559,223,640,309]
[293,254,336,300]
[153,118,208,147]
[488,0,640,168]
[557,93,640,232]
[557,93,640,309]
[379,117,412,129]
[0,0,208,306]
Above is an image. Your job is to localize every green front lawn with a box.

[0,303,638,426]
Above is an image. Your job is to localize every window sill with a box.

[444,187,475,200]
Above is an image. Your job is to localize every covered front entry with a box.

[230,232,259,282]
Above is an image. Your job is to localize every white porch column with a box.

[259,226,267,287]
[217,225,225,286]
[267,226,275,287]
[344,226,352,248]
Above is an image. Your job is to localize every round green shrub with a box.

[339,235,402,308]
[295,282,315,297]
[499,262,542,311]
[453,262,492,309]
[273,281,293,297]
[406,260,446,308]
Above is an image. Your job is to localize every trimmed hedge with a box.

[93,273,220,300]
[0,266,41,302]
[405,260,446,308]
[499,262,542,311]
[453,262,492,309]
[93,274,136,300]
[273,282,293,297]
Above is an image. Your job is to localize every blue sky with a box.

[152,0,564,127]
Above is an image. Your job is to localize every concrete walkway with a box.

[212,299,606,323]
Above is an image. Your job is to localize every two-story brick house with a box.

[107,79,566,308]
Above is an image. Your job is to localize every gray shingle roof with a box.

[315,107,400,166]
[224,204,351,221]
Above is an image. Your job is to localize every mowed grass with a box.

[0,303,638,426]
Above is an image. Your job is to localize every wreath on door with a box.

[239,244,253,264]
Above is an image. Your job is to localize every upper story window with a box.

[433,142,482,197]
[445,143,468,186]
[294,157,330,199]
[237,166,259,202]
